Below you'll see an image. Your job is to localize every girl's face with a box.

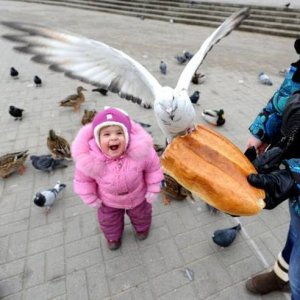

[99,125,126,158]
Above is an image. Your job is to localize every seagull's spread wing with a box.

[175,7,250,92]
[2,21,162,108]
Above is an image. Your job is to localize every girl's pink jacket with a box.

[71,121,164,209]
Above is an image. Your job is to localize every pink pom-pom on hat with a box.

[92,107,132,149]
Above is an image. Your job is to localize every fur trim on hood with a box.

[71,120,154,177]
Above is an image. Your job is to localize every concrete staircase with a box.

[19,0,300,38]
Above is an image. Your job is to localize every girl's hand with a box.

[145,192,160,204]
[90,199,102,209]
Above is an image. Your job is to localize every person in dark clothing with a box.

[244,39,300,299]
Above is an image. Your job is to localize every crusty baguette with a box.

[161,124,265,216]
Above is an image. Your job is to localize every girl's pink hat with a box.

[92,106,131,149]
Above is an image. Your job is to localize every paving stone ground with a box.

[0,1,295,299]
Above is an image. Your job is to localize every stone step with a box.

[20,0,300,38]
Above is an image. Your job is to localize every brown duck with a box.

[154,144,194,205]
[81,109,97,125]
[0,150,29,178]
[47,129,71,160]
[59,86,87,112]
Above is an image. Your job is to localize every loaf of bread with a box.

[161,124,265,216]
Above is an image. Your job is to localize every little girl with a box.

[71,107,163,250]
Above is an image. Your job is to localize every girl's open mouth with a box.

[110,145,119,151]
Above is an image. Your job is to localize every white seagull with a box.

[2,8,249,142]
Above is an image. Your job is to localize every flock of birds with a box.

[4,69,94,213]
[0,7,266,247]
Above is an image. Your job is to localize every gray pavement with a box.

[0,1,295,299]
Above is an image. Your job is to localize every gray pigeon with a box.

[134,120,151,128]
[206,203,219,214]
[33,181,66,214]
[189,90,200,105]
[175,54,187,64]
[279,68,288,77]
[258,72,273,86]
[212,224,241,247]
[159,60,167,75]
[183,51,194,60]
[30,154,67,173]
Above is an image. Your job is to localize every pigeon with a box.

[10,67,18,79]
[189,90,200,105]
[212,224,241,247]
[175,54,187,64]
[30,154,68,173]
[154,143,165,156]
[192,72,205,84]
[34,75,42,87]
[183,51,194,61]
[92,87,108,96]
[33,181,66,214]
[134,120,151,128]
[285,2,290,8]
[206,203,219,214]
[258,72,273,86]
[202,109,225,126]
[1,8,249,143]
[279,68,288,77]
[9,105,24,120]
[159,60,167,75]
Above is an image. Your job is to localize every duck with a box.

[161,173,195,205]
[81,109,97,125]
[47,129,71,160]
[202,109,225,126]
[191,72,205,84]
[0,150,29,178]
[59,86,87,112]
[154,143,194,205]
